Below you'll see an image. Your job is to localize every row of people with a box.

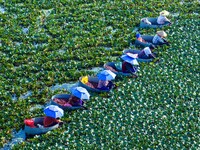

[25,88,88,128]
[24,10,171,132]
[41,47,157,127]
[24,95,83,127]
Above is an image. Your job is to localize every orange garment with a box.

[43,116,60,127]
[137,37,146,43]
[137,37,143,42]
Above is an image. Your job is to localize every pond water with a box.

[33,42,47,49]
[129,42,136,47]
[105,26,113,31]
[42,9,53,17]
[180,0,199,5]
[132,27,139,33]
[111,29,118,34]
[1,129,26,150]
[58,49,66,54]
[171,12,180,17]
[29,104,45,112]
[11,91,33,101]
[19,91,32,99]
[0,7,5,13]
[98,46,112,51]
[11,82,79,101]
[89,67,104,73]
[193,12,199,15]
[14,42,22,46]
[22,27,29,34]
[11,94,17,101]
[50,82,79,92]
[104,47,112,50]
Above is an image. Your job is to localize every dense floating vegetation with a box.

[0,0,199,149]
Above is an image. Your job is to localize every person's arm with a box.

[157,36,166,44]
[104,65,118,73]
[55,119,61,123]
[165,17,170,22]
[162,38,170,45]
[141,38,146,43]
[128,65,138,78]
[126,64,137,74]
[149,53,156,59]
[164,17,171,25]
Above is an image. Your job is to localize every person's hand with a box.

[81,106,88,110]
[37,124,44,129]
[59,121,64,126]
[150,53,156,59]
[112,83,118,89]
[165,42,170,46]
[131,73,138,78]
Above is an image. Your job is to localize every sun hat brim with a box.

[160,10,169,16]
[157,31,167,37]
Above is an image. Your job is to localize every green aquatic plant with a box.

[0,0,199,149]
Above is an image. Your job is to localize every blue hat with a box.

[136,33,141,38]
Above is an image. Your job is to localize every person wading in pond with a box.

[64,95,84,107]
[136,33,146,43]
[138,47,156,59]
[97,79,114,90]
[157,10,171,25]
[152,30,169,45]
[122,61,138,74]
[121,54,139,75]
[43,116,61,127]
[135,33,156,49]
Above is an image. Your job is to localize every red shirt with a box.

[24,119,35,127]
[43,116,59,127]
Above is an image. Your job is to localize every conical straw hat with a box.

[160,10,170,16]
[157,31,167,37]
